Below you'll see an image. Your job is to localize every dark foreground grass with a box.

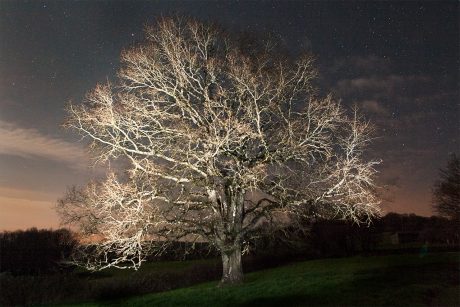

[75,252,459,307]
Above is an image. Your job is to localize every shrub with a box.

[0,228,78,275]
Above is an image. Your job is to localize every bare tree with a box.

[58,17,380,285]
[432,154,460,221]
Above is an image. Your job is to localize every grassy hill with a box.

[74,252,459,306]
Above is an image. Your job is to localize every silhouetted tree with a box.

[58,16,381,285]
[432,154,460,221]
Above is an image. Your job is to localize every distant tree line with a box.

[309,213,459,257]
[153,212,460,260]
[0,213,458,276]
[0,228,78,275]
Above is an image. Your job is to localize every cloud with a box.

[0,120,87,170]
[381,175,401,188]
[0,196,60,231]
[327,56,456,217]
[331,55,392,77]
[335,74,432,98]
[0,186,61,231]
[358,100,389,116]
[0,185,55,202]
[0,98,20,107]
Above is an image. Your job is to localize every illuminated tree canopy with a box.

[58,17,381,285]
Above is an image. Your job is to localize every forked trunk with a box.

[219,244,243,286]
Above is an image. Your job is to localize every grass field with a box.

[74,252,459,307]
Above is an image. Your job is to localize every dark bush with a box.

[0,228,78,275]
[0,272,86,306]
[310,219,380,257]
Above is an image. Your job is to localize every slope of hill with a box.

[75,252,459,306]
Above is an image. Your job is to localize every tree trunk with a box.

[219,244,243,286]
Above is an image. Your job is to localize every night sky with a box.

[0,1,458,230]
